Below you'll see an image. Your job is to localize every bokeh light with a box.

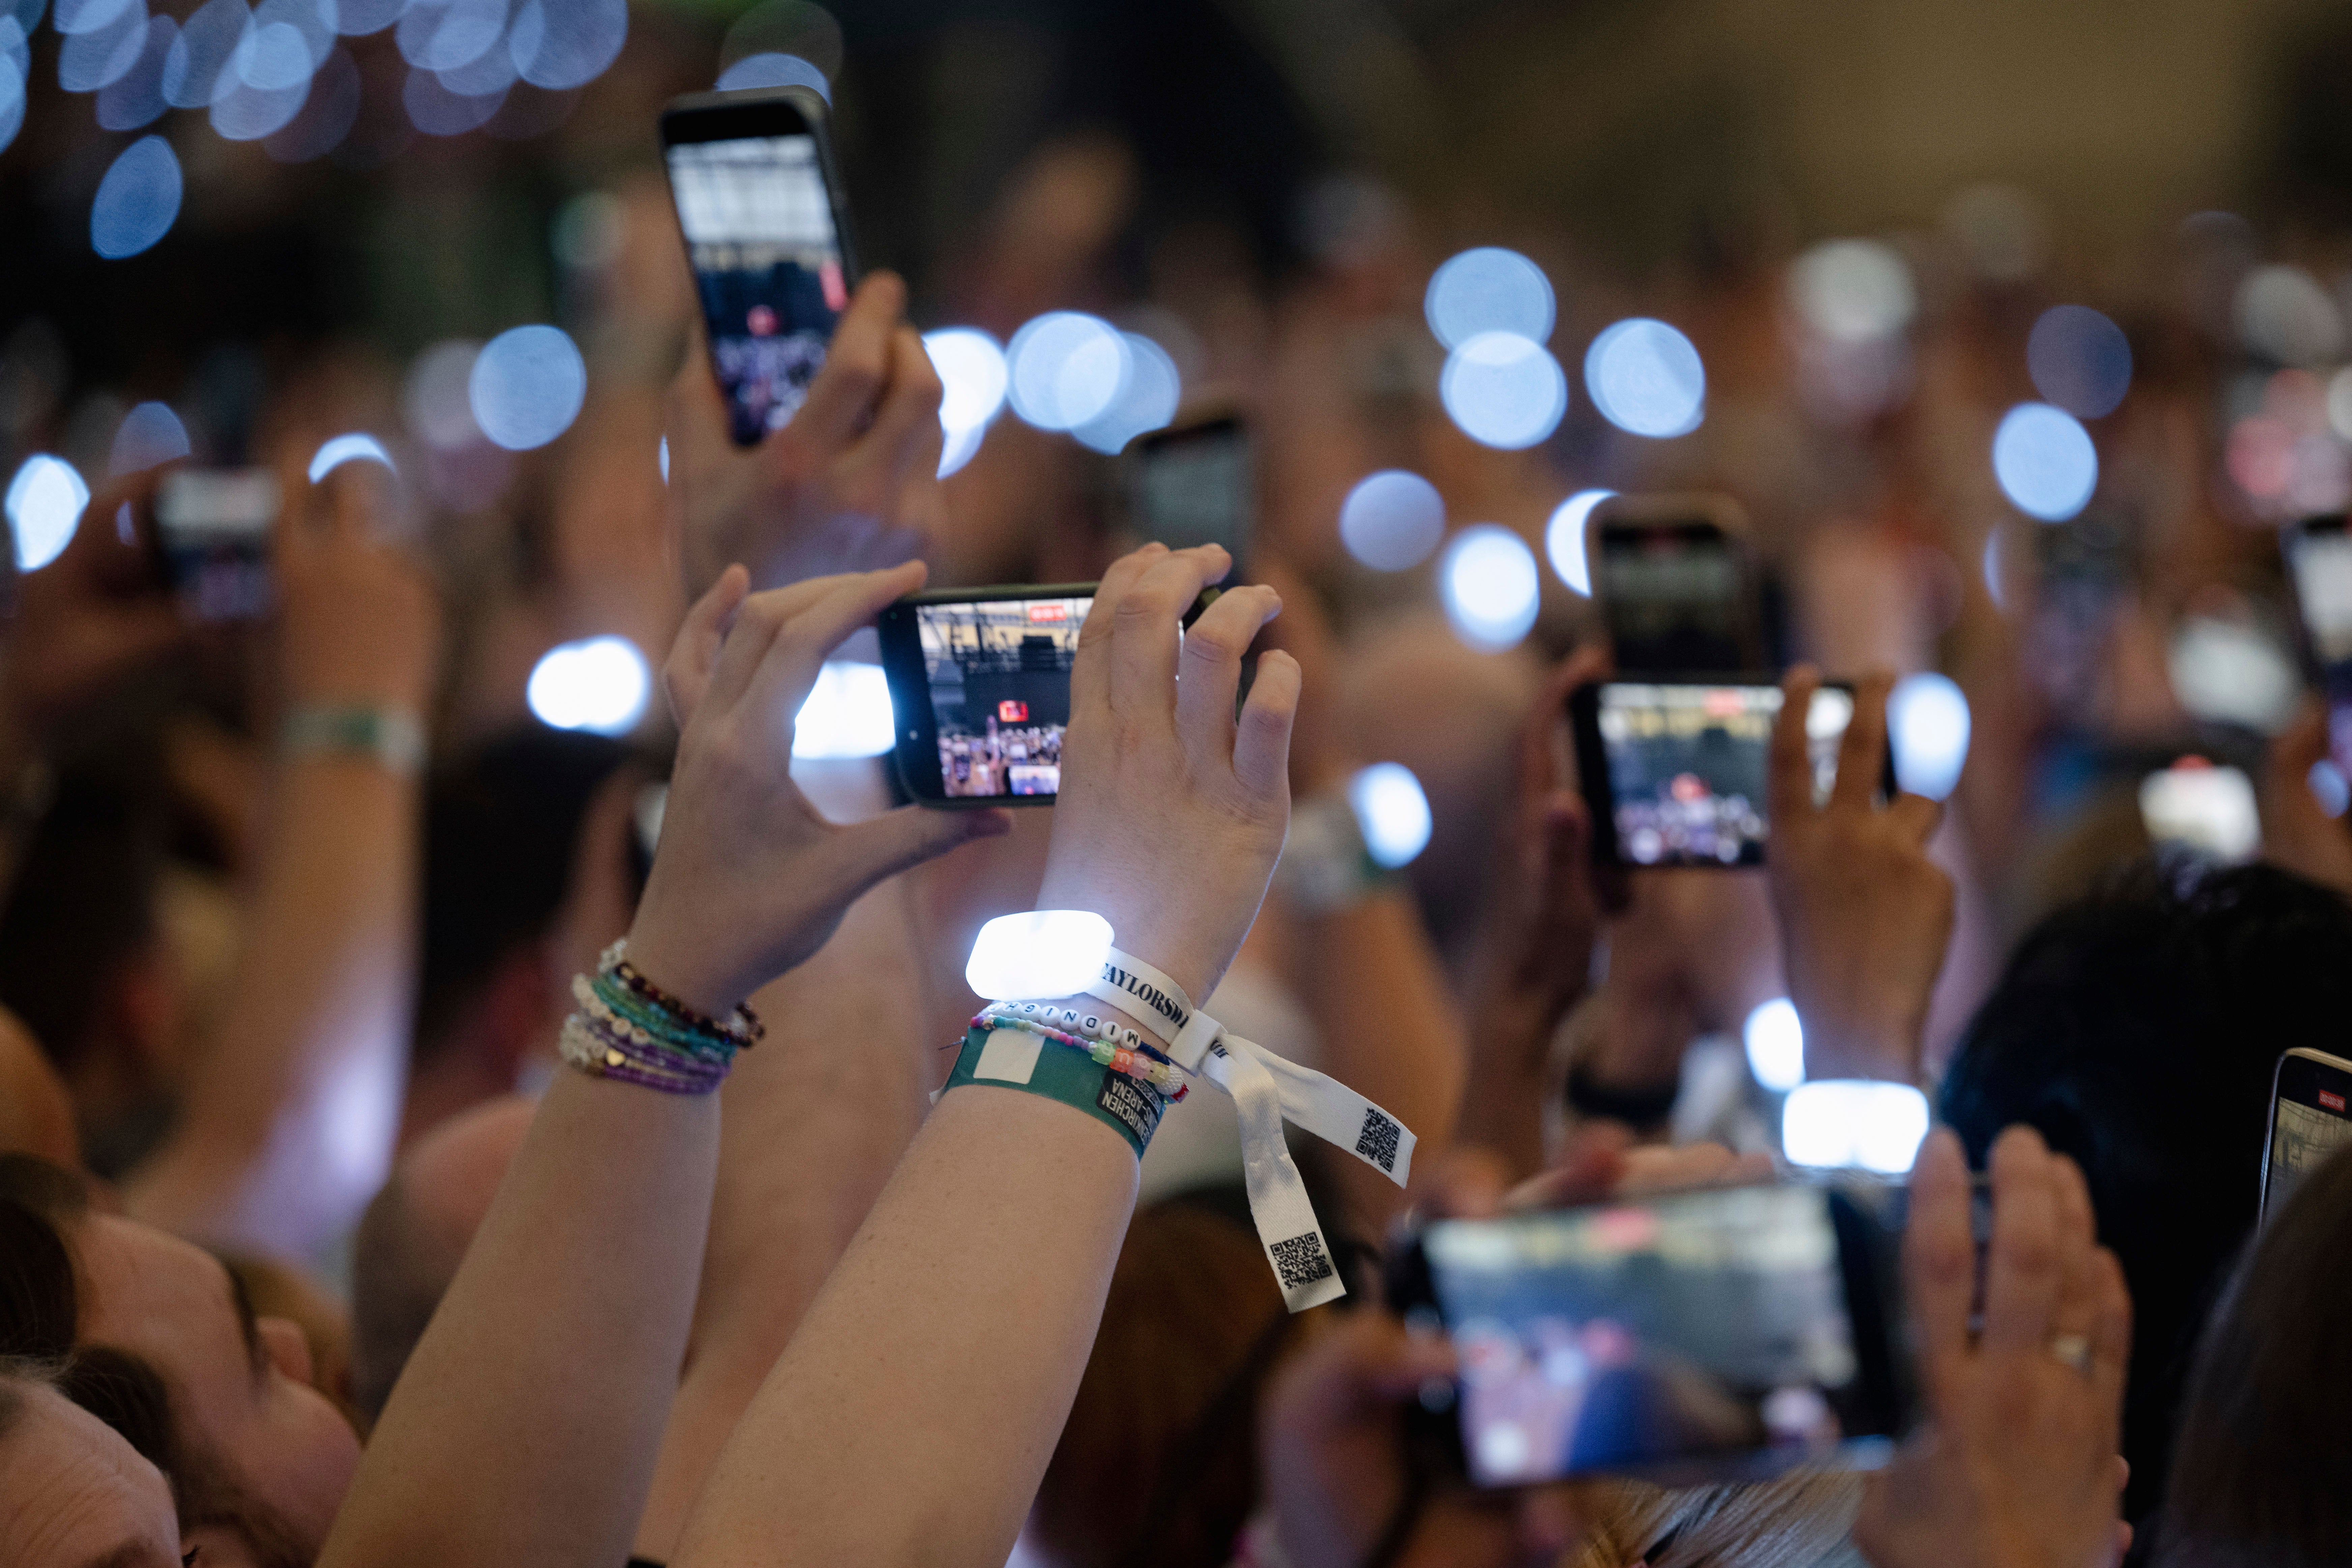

[1788,239,1915,343]
[1584,318,1705,437]
[2308,760,2349,820]
[108,400,189,474]
[1073,333,1179,455]
[1991,402,2097,521]
[1338,470,1445,572]
[405,339,483,449]
[658,435,669,484]
[1006,311,1128,432]
[1348,762,1432,868]
[212,62,311,140]
[2027,305,2131,419]
[2139,761,2261,864]
[925,327,1008,434]
[264,45,360,162]
[1782,1081,1929,1173]
[307,432,396,482]
[89,133,180,258]
[57,0,146,93]
[1888,672,1971,800]
[6,455,90,573]
[1440,524,1540,651]
[1743,998,1804,1092]
[404,66,504,135]
[1439,332,1567,450]
[1544,488,1614,594]
[527,635,649,735]
[2235,264,2343,366]
[716,51,828,100]
[1424,247,1554,349]
[509,0,626,91]
[937,423,982,480]
[399,0,501,72]
[162,0,245,109]
[2166,617,2298,734]
[333,0,405,36]
[792,661,895,759]
[1,21,25,154]
[56,0,139,33]
[95,12,171,128]
[469,325,585,451]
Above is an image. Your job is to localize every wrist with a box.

[619,918,745,1021]
[281,704,427,778]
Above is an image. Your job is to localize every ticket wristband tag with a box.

[1203,1037,1348,1312]
[1083,947,1199,1054]
[1241,1040,1415,1188]
[941,1025,1163,1159]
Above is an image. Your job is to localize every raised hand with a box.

[276,463,439,714]
[625,561,1009,1015]
[2260,701,2352,898]
[1767,667,1954,1082]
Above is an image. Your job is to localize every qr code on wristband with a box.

[1355,1108,1401,1173]
[1269,1231,1335,1291]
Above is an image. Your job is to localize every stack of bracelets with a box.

[558,940,763,1095]
[972,1000,1191,1101]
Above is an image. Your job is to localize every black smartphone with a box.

[153,467,278,622]
[1388,1181,1908,1488]
[877,586,1091,807]
[660,86,859,448]
[2283,515,2352,777]
[1587,493,1765,674]
[1568,678,1893,868]
[1125,415,1253,579]
[2261,1047,2352,1224]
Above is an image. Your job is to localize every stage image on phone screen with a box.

[1598,684,1852,866]
[666,134,847,444]
[2268,1095,2352,1216]
[1424,1186,1862,1486]
[916,596,1089,798]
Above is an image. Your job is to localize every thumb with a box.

[826,804,1012,899]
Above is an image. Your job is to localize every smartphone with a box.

[2261,1048,2352,1224]
[1125,415,1253,579]
[1587,493,1765,674]
[660,86,858,448]
[1388,1181,1907,1488]
[877,586,1090,807]
[2138,757,2260,864]
[1568,679,1891,868]
[2283,515,2352,776]
[153,468,278,622]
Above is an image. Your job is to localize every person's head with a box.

[1939,859,2352,1522]
[2158,1141,2352,1568]
[0,1368,184,1568]
[349,1093,536,1423]
[0,1154,358,1566]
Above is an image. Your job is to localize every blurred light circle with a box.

[2167,618,2299,735]
[397,0,500,70]
[1991,402,2097,521]
[55,0,137,34]
[1439,331,1567,450]
[527,635,649,735]
[108,400,189,474]
[210,60,308,137]
[233,17,309,88]
[1424,247,1554,350]
[1348,762,1433,868]
[161,0,246,108]
[923,327,1008,435]
[263,43,359,161]
[435,25,514,95]
[2236,265,2344,366]
[2309,759,2350,820]
[1440,524,1540,651]
[89,134,180,258]
[1743,997,1804,1092]
[509,0,625,91]
[716,51,828,101]
[792,661,896,759]
[404,340,482,449]
[1006,312,1128,432]
[6,456,89,573]
[937,421,982,480]
[2329,369,2352,445]
[2027,305,2131,419]
[2226,416,2293,500]
[1338,469,1445,572]
[0,31,22,156]
[1783,1080,1929,1173]
[1888,672,1971,800]
[1584,318,1705,438]
[403,62,503,133]
[1544,488,1614,594]
[331,0,405,36]
[307,432,395,482]
[1073,333,1180,454]
[469,325,586,452]
[1789,239,1915,344]
[57,0,145,91]
[95,12,171,128]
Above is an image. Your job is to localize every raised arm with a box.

[670,543,1298,1568]
[319,561,1005,1568]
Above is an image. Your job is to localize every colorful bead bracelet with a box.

[597,939,762,1047]
[973,1005,1190,1100]
[556,942,751,1095]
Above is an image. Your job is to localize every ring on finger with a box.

[2048,1333,2093,1374]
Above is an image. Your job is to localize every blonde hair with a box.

[1564,1471,1868,1568]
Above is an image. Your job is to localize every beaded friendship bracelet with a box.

[559,1012,730,1093]
[555,942,754,1095]
[597,940,763,1047]
[973,1004,1191,1100]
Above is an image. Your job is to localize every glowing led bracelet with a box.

[964,910,1115,1002]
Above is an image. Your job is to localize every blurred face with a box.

[76,1216,360,1560]
[0,1381,183,1568]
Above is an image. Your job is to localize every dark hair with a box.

[415,724,633,1060]
[2158,1143,2352,1567]
[1939,860,2352,1524]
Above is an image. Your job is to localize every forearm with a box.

[671,1083,1139,1568]
[1452,981,1566,1179]
[320,1070,719,1568]
[127,753,418,1253]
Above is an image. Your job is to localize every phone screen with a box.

[666,127,848,445]
[1417,1185,1882,1485]
[155,468,278,622]
[2265,1052,2352,1222]
[1128,419,1252,573]
[911,593,1088,800]
[2287,522,2352,775]
[1591,683,1854,866]
[1596,521,1754,672]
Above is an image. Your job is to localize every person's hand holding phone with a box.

[624,561,1011,1016]
[666,273,945,596]
[1,469,183,743]
[1766,667,1954,1083]
[276,465,439,715]
[1854,1127,2132,1568]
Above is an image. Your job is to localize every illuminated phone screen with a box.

[1596,683,1854,867]
[666,133,847,445]
[915,595,1089,800]
[2266,1052,2352,1222]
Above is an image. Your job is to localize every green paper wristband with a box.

[941,1024,1165,1159]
